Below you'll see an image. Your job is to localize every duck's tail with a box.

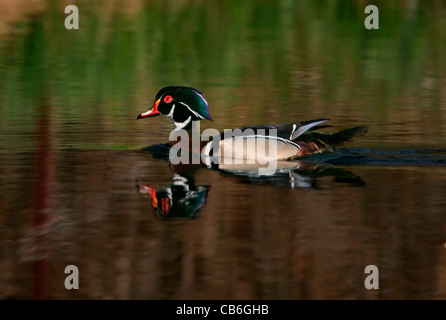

[323,126,369,147]
[296,126,368,154]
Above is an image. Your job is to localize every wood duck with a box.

[137,86,368,163]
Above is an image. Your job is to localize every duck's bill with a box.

[137,98,160,119]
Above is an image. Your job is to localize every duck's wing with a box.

[237,119,331,141]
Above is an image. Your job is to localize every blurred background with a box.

[0,0,445,299]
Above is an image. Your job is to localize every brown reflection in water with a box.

[30,101,52,300]
[1,150,446,299]
[359,168,446,299]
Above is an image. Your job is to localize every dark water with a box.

[1,1,446,300]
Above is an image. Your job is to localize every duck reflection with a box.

[137,162,210,220]
[217,161,365,189]
[138,144,365,219]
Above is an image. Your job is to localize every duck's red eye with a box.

[163,95,173,103]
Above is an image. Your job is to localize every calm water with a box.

[1,1,446,300]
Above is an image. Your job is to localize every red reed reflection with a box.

[31,100,52,300]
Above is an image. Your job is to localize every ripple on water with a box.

[329,148,446,165]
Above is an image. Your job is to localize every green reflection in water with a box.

[0,1,445,151]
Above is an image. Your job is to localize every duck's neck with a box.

[169,120,203,154]
[173,117,198,132]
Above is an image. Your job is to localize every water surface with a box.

[0,0,445,300]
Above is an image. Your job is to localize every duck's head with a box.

[137,86,213,130]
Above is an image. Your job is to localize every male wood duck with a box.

[137,86,368,163]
